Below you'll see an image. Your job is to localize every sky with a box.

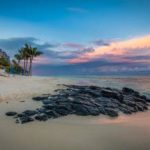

[0,0,150,75]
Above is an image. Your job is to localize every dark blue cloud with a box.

[0,37,94,61]
[123,55,150,60]
[92,39,110,46]
[0,37,59,57]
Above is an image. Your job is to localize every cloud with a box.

[67,7,88,13]
[123,55,150,61]
[62,42,84,49]
[0,37,59,65]
[0,37,58,52]
[92,39,110,46]
[0,37,37,51]
[0,37,95,65]
[45,47,95,60]
[69,35,150,64]
[1,35,150,75]
[33,58,150,76]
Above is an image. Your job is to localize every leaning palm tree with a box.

[18,48,26,75]
[23,44,31,75]
[14,46,29,75]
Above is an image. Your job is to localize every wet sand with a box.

[0,100,150,150]
[0,76,150,150]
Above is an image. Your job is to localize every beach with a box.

[0,76,75,102]
[0,76,150,150]
[0,75,150,102]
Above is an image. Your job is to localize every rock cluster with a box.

[6,85,150,124]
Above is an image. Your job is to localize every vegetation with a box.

[0,44,43,76]
[0,57,10,71]
[0,57,9,68]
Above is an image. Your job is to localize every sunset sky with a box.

[0,0,150,75]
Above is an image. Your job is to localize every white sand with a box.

[0,76,74,102]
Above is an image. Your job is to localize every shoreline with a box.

[1,75,150,102]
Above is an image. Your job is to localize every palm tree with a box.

[14,47,28,75]
[23,44,31,75]
[11,59,24,74]
[28,46,43,76]
[14,44,43,76]
[14,53,22,65]
[18,48,26,75]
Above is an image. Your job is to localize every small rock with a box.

[20,101,25,102]
[19,116,34,124]
[22,110,37,116]
[32,96,47,101]
[6,111,17,116]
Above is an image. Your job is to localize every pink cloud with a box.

[33,55,51,65]
[68,35,150,64]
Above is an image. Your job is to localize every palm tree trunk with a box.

[25,59,27,75]
[23,59,25,75]
[29,57,33,76]
[29,58,31,76]
[26,59,29,76]
[30,58,33,76]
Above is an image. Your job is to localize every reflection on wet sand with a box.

[0,100,150,150]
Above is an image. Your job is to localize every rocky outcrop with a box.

[6,85,150,124]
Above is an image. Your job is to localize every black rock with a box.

[72,104,90,116]
[22,110,37,116]
[122,87,139,96]
[32,96,48,101]
[19,116,34,124]
[55,104,72,115]
[55,108,69,116]
[43,104,55,110]
[6,85,149,124]
[122,87,135,93]
[119,107,132,114]
[134,97,147,104]
[101,89,123,101]
[6,111,17,116]
[42,100,51,105]
[124,100,136,107]
[84,106,100,116]
[45,110,60,118]
[83,89,100,97]
[36,108,47,113]
[35,114,48,121]
[135,102,147,111]
[105,108,118,117]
